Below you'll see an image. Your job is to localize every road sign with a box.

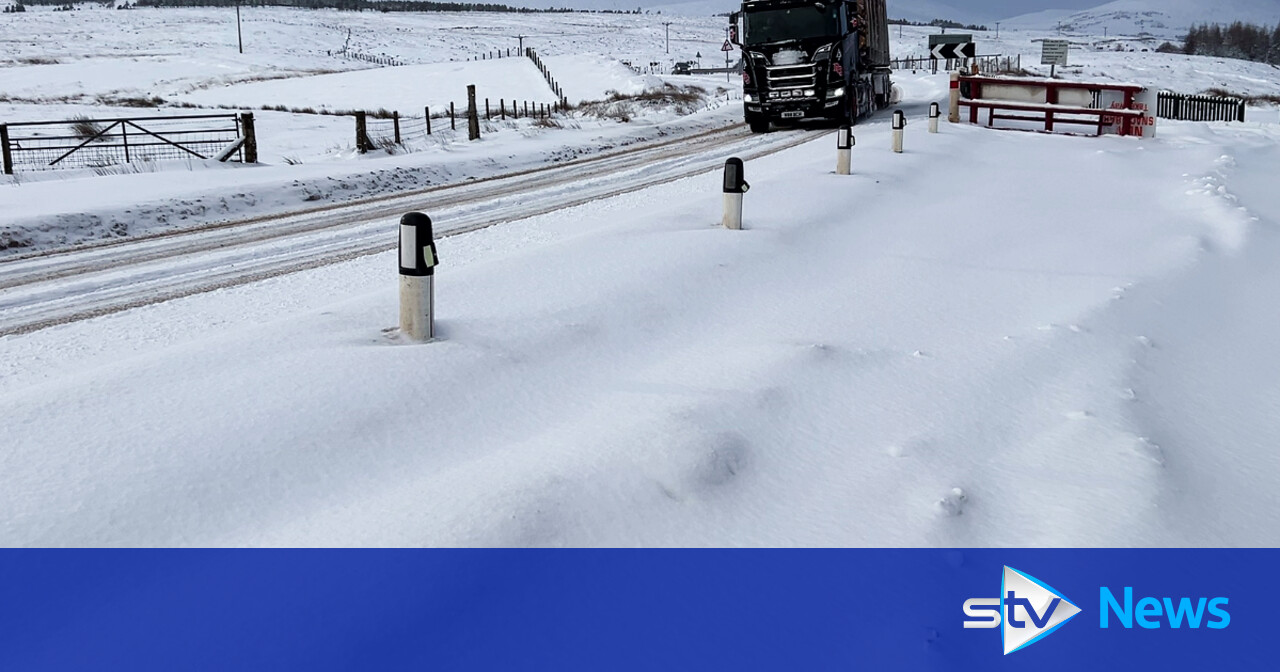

[930,42,975,60]
[721,39,734,52]
[1041,39,1069,66]
[929,33,973,47]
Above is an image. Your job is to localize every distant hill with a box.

[542,0,985,25]
[1003,0,1280,37]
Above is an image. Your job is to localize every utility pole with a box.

[516,34,525,52]
[235,0,243,54]
[995,22,1000,39]
[663,21,672,54]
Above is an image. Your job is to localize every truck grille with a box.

[765,63,817,89]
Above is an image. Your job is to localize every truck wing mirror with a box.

[729,12,741,45]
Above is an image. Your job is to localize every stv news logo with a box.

[962,566,1081,655]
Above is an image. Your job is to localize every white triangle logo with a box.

[1002,566,1081,655]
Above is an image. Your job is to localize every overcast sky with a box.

[536,0,1120,24]
[965,0,1100,20]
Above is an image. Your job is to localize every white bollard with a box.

[948,71,961,123]
[399,212,438,342]
[836,125,854,175]
[929,102,940,133]
[722,157,749,230]
[892,110,905,153]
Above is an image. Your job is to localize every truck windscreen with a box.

[742,5,841,46]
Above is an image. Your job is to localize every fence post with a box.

[121,122,130,163]
[467,84,480,141]
[425,106,431,135]
[355,111,369,153]
[450,102,455,130]
[393,111,401,145]
[524,101,529,118]
[240,112,258,163]
[0,125,13,175]
[500,98,506,120]
[485,98,490,120]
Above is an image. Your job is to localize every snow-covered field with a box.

[2,7,1280,547]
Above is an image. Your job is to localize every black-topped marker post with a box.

[892,110,906,153]
[836,125,854,175]
[722,158,749,230]
[399,212,439,341]
[948,71,961,123]
[929,102,941,133]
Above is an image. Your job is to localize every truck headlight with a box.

[830,87,845,98]
[744,93,755,102]
[803,89,815,97]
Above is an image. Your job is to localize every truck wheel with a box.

[748,118,770,133]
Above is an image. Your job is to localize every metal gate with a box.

[1,113,256,174]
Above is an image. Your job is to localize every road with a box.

[0,123,827,337]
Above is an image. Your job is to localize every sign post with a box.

[722,31,734,82]
[1042,39,1069,78]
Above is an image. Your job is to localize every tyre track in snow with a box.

[0,124,830,337]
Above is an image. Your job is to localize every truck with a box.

[730,0,892,133]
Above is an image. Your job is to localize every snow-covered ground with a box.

[2,8,1280,547]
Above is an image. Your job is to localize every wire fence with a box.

[352,95,565,154]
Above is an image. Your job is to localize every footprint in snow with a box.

[1132,437,1166,466]
[937,488,967,517]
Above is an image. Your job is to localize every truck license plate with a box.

[781,111,804,118]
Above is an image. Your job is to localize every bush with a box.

[70,116,106,142]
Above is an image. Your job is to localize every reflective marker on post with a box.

[929,102,940,133]
[892,110,905,153]
[836,125,854,175]
[722,157,749,230]
[948,71,961,123]
[399,212,439,342]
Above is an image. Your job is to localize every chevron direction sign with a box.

[930,41,976,59]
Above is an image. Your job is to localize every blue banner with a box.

[0,550,1270,670]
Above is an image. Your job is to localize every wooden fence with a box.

[353,92,566,153]
[889,54,1021,74]
[1157,91,1246,122]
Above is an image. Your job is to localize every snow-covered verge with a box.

[3,71,1279,547]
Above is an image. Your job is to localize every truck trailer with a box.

[730,0,892,132]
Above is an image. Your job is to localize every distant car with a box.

[672,62,692,75]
